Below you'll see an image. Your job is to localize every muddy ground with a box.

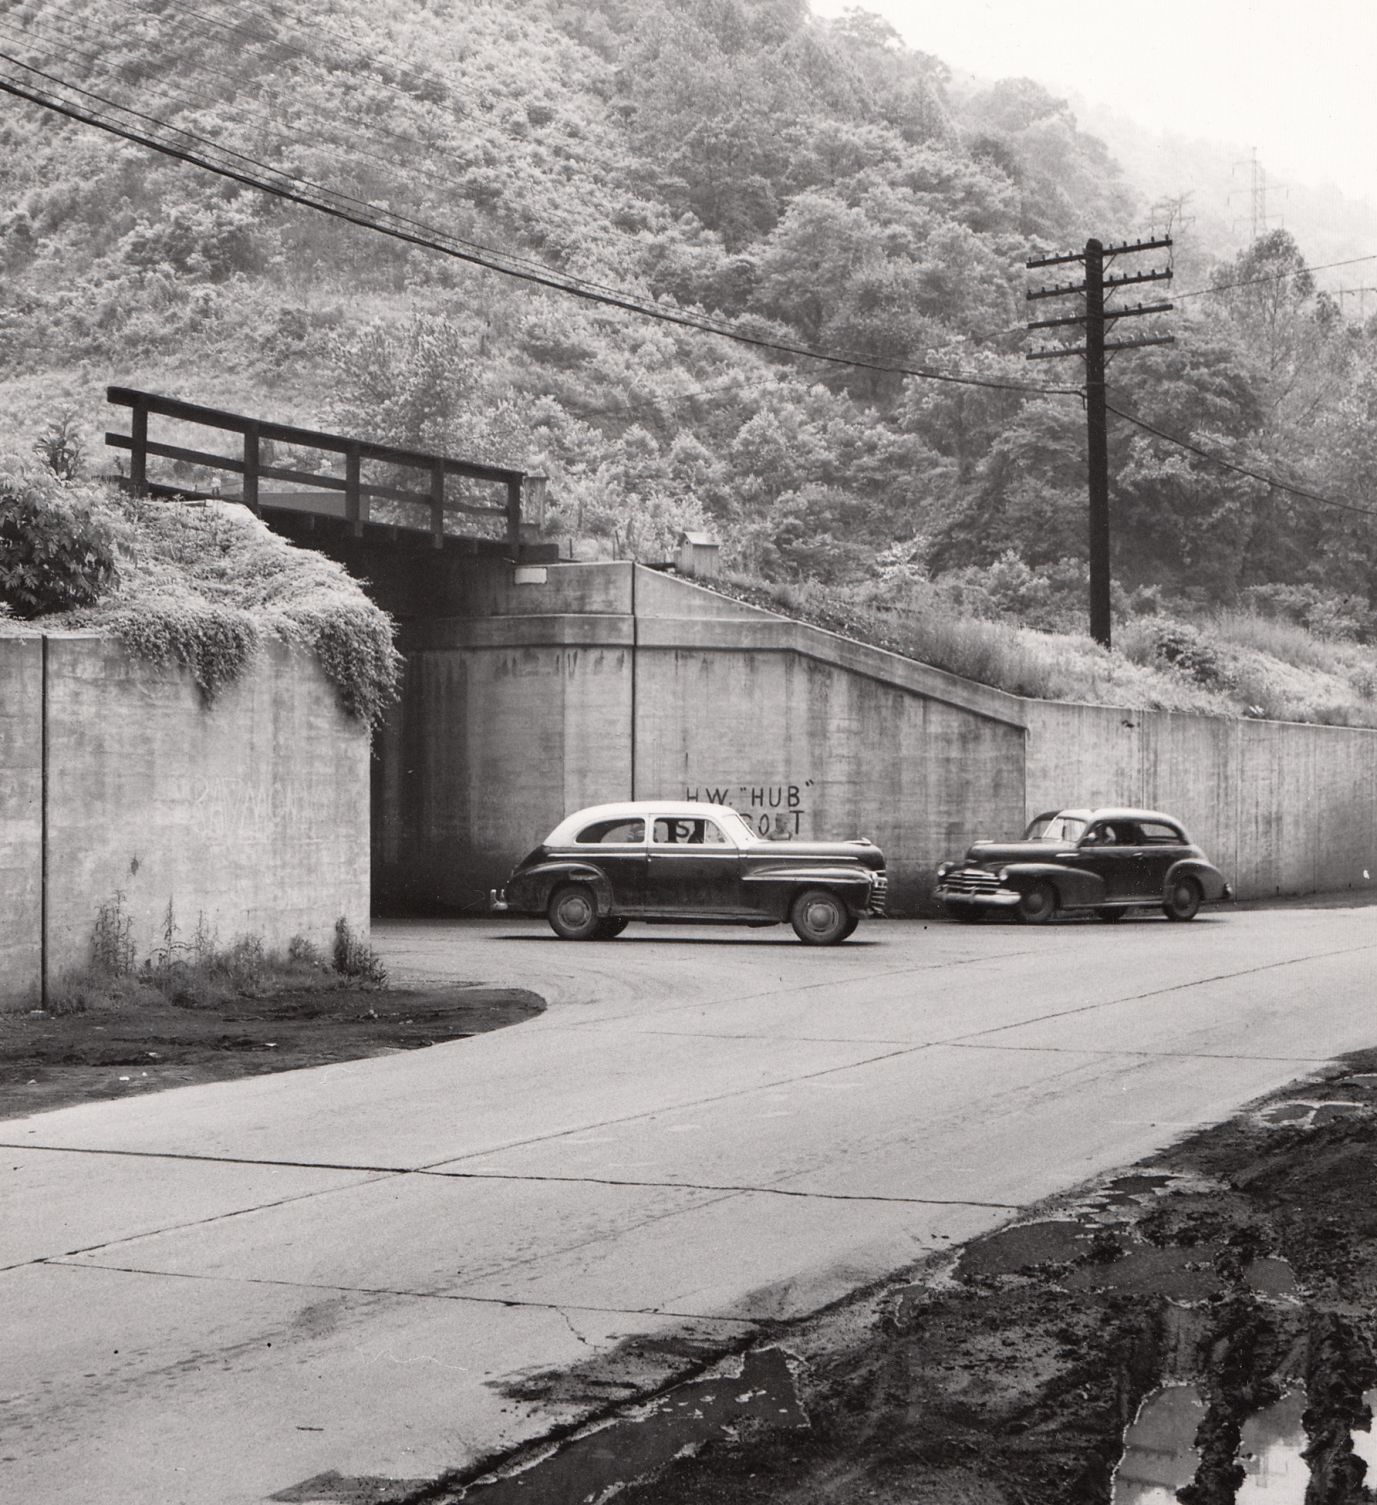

[595,1053,1377,1505]
[422,1052,1377,1505]
[0,983,545,1120]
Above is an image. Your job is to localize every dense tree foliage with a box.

[1,0,1374,638]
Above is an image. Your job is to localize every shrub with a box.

[0,471,118,617]
[333,917,388,984]
[1148,622,1229,688]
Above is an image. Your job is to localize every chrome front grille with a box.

[869,872,889,915]
[942,868,999,895]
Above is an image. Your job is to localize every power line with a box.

[0,9,640,301]
[1175,252,1377,302]
[0,57,1077,399]
[1106,400,1376,519]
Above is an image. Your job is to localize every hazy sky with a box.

[811,0,1375,208]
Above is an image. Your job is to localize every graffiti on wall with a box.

[187,776,332,839]
[685,781,815,838]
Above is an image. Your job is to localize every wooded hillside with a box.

[3,0,1376,699]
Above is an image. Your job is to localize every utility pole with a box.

[1026,236,1174,648]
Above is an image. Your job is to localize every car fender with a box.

[508,861,614,914]
[1000,861,1106,909]
[1163,858,1230,902]
[743,864,876,917]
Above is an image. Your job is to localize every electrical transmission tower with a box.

[1026,237,1174,649]
[1231,148,1285,241]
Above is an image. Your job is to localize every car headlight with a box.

[997,868,1010,883]
[936,862,954,878]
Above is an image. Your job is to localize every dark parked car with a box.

[491,800,887,944]
[933,807,1232,924]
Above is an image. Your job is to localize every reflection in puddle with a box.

[1237,1390,1308,1503]
[1350,1388,1377,1477]
[463,1347,807,1504]
[1112,1385,1205,1504]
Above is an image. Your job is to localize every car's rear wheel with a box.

[593,917,628,939]
[547,884,602,941]
[790,888,851,945]
[1163,875,1203,922]
[1095,906,1127,922]
[1017,881,1057,925]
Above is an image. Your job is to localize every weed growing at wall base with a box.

[49,899,387,1013]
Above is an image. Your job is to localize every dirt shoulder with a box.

[591,1052,1377,1505]
[0,983,544,1120]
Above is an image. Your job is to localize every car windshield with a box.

[1024,812,1087,842]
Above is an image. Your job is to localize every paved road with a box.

[4,907,1375,1504]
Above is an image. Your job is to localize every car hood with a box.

[962,840,1075,867]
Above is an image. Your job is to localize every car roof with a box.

[1084,808,1185,827]
[1039,807,1185,827]
[545,801,742,843]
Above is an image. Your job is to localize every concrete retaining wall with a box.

[377,561,1377,916]
[0,635,370,1009]
[1024,702,1377,900]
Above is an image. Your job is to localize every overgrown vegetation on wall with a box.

[0,468,401,725]
[721,571,1377,725]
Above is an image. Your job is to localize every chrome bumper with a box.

[489,888,509,913]
[935,884,1021,911]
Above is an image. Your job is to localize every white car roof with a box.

[545,801,743,844]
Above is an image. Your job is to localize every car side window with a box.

[1140,822,1184,845]
[652,817,728,846]
[575,818,645,844]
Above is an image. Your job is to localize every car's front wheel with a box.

[790,888,852,945]
[1017,881,1058,925]
[1163,875,1203,922]
[547,884,602,941]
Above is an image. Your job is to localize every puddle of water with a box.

[955,1219,1088,1277]
[1111,1384,1205,1504]
[1237,1390,1309,1504]
[1244,1256,1299,1299]
[1261,1101,1364,1128]
[1262,1103,1314,1124]
[460,1347,807,1504]
[1350,1388,1377,1476]
[1310,1102,1364,1126]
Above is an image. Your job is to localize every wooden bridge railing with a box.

[106,386,530,553]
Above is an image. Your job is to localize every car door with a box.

[1137,820,1190,895]
[570,815,647,911]
[646,814,743,915]
[1075,821,1145,901]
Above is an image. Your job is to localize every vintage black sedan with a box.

[933,807,1232,924]
[491,800,887,944]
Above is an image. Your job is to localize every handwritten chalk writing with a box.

[684,782,816,839]
[187,777,331,839]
